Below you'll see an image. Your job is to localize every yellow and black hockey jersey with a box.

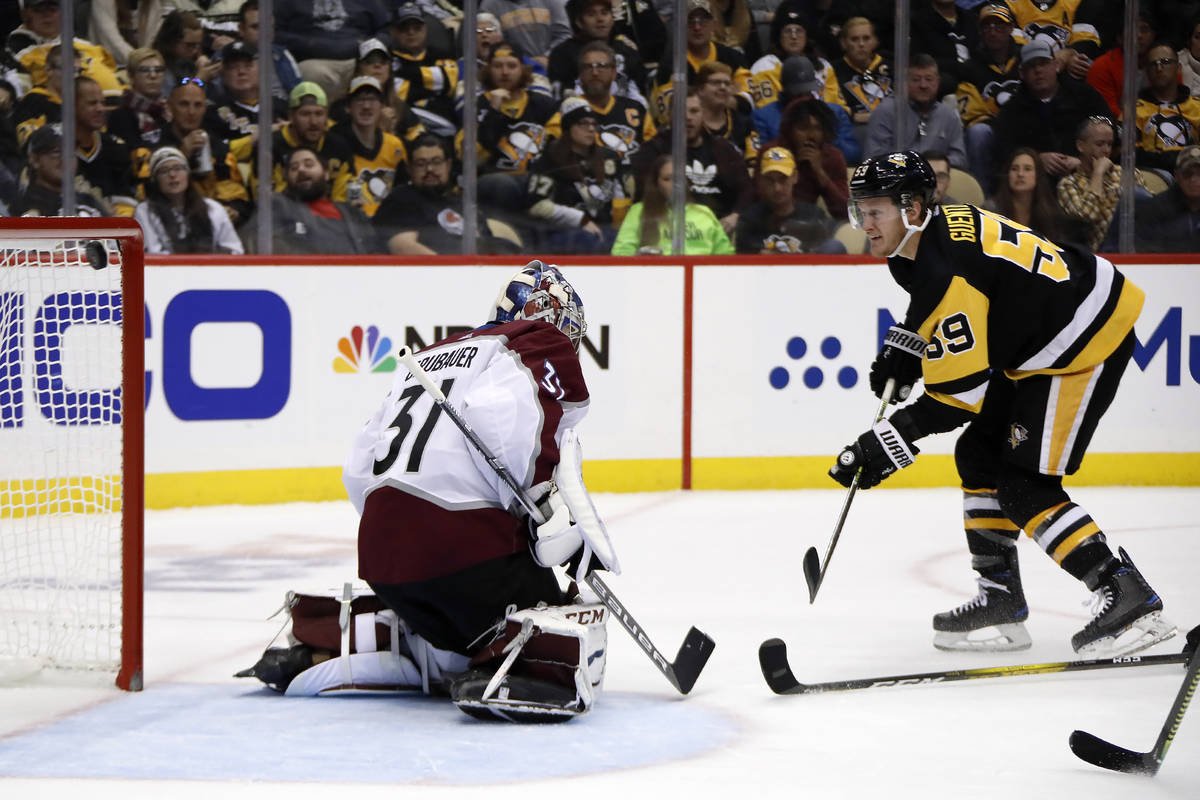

[827,53,892,119]
[332,123,408,218]
[458,90,562,174]
[584,94,656,166]
[955,53,1021,127]
[16,38,127,103]
[1006,0,1103,58]
[391,48,459,122]
[889,204,1143,437]
[1129,86,1200,173]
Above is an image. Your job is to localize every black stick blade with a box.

[759,638,804,694]
[803,547,822,603]
[672,627,716,694]
[1068,730,1158,775]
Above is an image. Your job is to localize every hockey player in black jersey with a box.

[829,151,1176,659]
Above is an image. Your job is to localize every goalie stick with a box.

[1069,631,1200,776]
[803,378,896,603]
[759,625,1199,695]
[396,346,715,694]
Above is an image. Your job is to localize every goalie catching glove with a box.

[870,325,926,403]
[529,428,620,582]
[829,418,920,489]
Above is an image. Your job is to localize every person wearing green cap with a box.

[259,80,354,203]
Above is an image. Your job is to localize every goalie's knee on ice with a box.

[450,602,609,722]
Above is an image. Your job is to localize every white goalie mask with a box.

[492,260,587,351]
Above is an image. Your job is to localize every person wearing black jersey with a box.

[828,150,1176,659]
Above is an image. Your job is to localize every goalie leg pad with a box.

[450,603,608,722]
[236,588,469,695]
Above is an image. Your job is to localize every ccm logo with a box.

[564,608,606,625]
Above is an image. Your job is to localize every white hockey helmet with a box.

[492,260,587,351]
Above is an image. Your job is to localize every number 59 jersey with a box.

[893,204,1143,427]
[344,320,589,584]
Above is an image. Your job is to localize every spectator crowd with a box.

[3,0,1200,255]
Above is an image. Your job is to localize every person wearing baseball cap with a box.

[647,0,749,126]
[1135,145,1200,252]
[330,75,408,217]
[954,2,1022,195]
[204,39,288,155]
[521,95,631,254]
[734,145,843,254]
[990,32,1112,182]
[11,123,112,217]
[265,79,354,204]
[387,2,458,133]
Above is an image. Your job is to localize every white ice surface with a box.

[1,487,1197,799]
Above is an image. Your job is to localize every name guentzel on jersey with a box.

[942,204,977,242]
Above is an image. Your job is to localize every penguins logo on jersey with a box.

[598,124,639,162]
[496,123,549,172]
[357,166,395,204]
[983,78,1022,110]
[1009,423,1029,450]
[1148,111,1192,149]
[1024,24,1068,49]
[846,71,891,111]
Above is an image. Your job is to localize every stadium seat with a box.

[834,221,868,254]
[947,168,985,205]
[1139,170,1169,195]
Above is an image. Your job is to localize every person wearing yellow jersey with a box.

[647,0,750,126]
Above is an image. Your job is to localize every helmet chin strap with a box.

[888,205,932,258]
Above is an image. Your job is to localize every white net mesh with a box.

[0,238,128,677]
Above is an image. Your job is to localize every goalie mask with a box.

[848,152,937,257]
[492,260,587,351]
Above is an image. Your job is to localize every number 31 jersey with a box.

[344,320,589,584]
[890,204,1143,434]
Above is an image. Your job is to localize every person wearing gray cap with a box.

[990,38,1111,182]
[1135,145,1200,252]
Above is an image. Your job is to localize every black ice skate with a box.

[933,572,1032,652]
[1072,548,1176,658]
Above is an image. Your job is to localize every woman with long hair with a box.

[988,146,1065,242]
[134,147,243,255]
[527,97,631,254]
[611,154,734,255]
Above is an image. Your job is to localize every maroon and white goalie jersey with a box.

[344,320,590,584]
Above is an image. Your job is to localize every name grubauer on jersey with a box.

[343,319,589,583]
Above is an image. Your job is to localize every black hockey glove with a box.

[869,325,927,403]
[829,419,920,490]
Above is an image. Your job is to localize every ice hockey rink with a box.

[1,486,1197,799]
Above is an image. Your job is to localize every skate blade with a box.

[933,623,1032,652]
[1074,611,1177,659]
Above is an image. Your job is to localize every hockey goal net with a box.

[0,217,144,690]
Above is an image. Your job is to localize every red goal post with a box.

[0,217,144,690]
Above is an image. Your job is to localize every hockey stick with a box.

[396,346,715,694]
[758,625,1199,695]
[803,378,897,603]
[1069,640,1200,776]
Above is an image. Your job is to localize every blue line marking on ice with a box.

[0,684,737,783]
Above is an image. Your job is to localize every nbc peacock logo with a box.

[334,325,397,373]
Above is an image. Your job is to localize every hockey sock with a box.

[962,488,1021,574]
